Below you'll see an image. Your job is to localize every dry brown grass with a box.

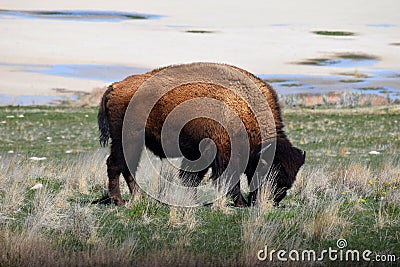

[0,150,140,267]
[1,157,398,266]
[281,90,395,108]
[168,206,198,229]
[73,86,107,107]
[0,228,137,267]
[240,157,399,266]
[1,147,399,266]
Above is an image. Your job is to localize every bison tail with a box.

[98,85,113,147]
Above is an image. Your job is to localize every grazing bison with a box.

[98,62,305,207]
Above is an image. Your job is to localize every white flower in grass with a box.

[30,183,43,190]
[29,156,47,161]
[6,115,14,118]
[7,150,14,154]
[65,150,73,154]
[368,151,380,155]
[18,114,24,118]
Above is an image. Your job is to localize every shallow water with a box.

[0,6,399,105]
[260,73,400,99]
[5,61,398,95]
[0,94,69,106]
[0,9,163,22]
[1,66,398,106]
[366,24,395,28]
[317,58,379,68]
[27,64,149,82]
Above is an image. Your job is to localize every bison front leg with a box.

[227,183,248,207]
[211,155,248,207]
[272,185,288,207]
[179,169,208,187]
[121,132,144,203]
[179,158,209,187]
[122,164,144,202]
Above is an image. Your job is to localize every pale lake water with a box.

[0,8,399,105]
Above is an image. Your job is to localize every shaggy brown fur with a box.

[98,63,305,207]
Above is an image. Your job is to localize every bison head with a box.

[250,139,306,206]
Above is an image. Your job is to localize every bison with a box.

[98,62,305,207]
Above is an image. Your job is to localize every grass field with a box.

[0,104,399,266]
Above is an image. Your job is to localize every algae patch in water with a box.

[185,30,215,34]
[0,9,162,22]
[296,53,379,67]
[340,79,364,83]
[312,30,355,36]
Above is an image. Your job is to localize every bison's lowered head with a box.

[249,139,306,206]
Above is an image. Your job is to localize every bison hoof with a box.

[234,197,249,208]
[273,202,286,209]
[111,196,126,206]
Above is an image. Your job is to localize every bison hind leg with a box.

[107,137,143,206]
[106,154,125,206]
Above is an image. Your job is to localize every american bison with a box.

[98,62,305,207]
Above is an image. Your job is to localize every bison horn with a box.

[258,143,272,156]
[302,151,306,161]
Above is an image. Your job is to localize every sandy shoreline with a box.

[0,0,399,99]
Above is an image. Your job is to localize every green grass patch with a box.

[340,79,364,83]
[296,53,379,66]
[296,58,334,66]
[337,71,370,78]
[281,83,303,87]
[336,52,378,60]
[0,106,98,158]
[358,87,385,91]
[0,105,399,265]
[264,79,289,83]
[313,30,355,36]
[185,30,214,34]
